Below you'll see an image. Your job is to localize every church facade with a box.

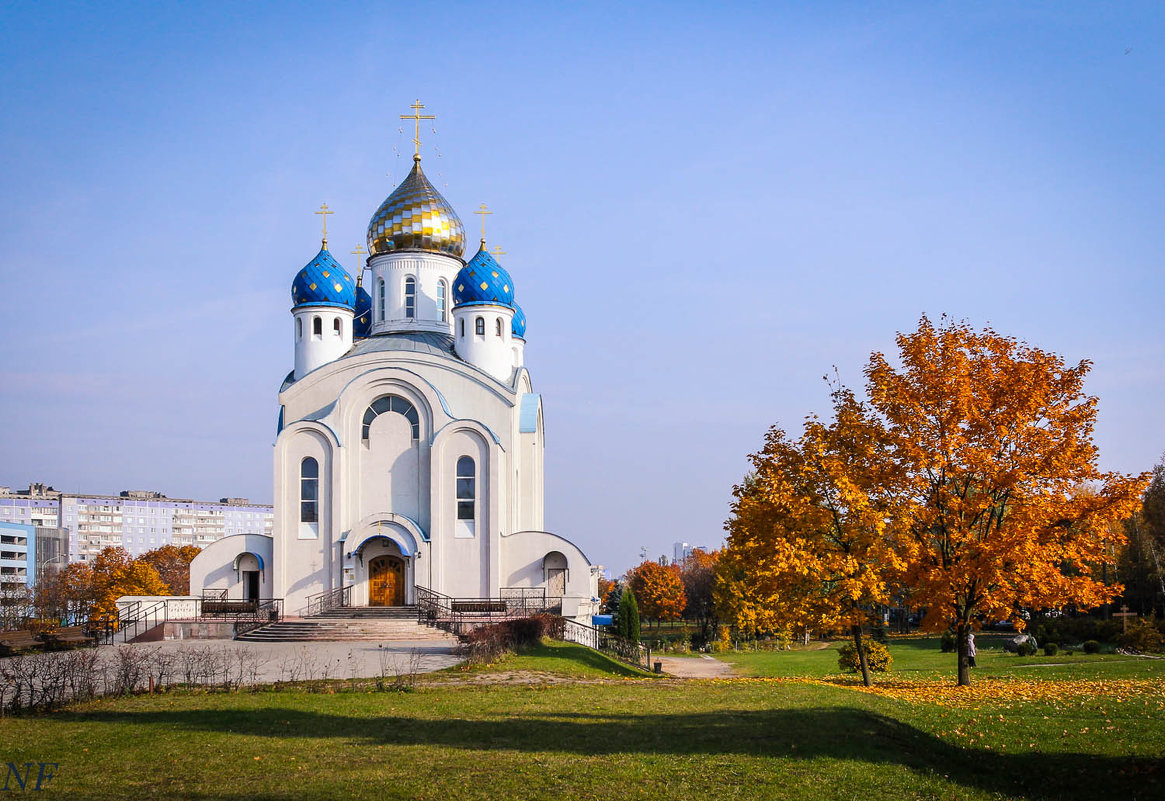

[191,138,599,622]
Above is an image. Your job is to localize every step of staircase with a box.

[310,606,419,620]
[237,617,456,643]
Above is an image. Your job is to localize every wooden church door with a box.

[369,555,405,606]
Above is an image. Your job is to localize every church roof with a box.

[367,158,466,258]
[292,246,356,310]
[511,301,527,339]
[453,246,515,307]
[345,330,457,360]
[353,285,372,337]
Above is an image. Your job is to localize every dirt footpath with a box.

[654,654,736,678]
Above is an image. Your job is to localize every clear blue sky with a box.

[1,2,1162,575]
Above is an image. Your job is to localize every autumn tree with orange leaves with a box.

[867,316,1147,685]
[718,387,901,686]
[627,560,686,627]
[140,544,202,595]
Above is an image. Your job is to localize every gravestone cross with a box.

[1113,604,1137,634]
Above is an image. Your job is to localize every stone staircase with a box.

[237,606,456,643]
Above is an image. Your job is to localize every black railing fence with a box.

[303,585,352,617]
[414,585,647,670]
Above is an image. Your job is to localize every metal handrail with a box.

[559,617,649,670]
[106,600,168,645]
[415,585,558,637]
[303,585,351,617]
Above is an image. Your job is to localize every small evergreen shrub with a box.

[837,636,892,673]
[870,620,889,644]
[1082,639,1101,654]
[1043,642,1059,656]
[940,630,956,653]
[1016,641,1037,657]
[1118,616,1164,653]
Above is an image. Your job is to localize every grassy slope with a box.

[1,637,1162,800]
[451,639,656,679]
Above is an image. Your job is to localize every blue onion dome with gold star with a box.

[453,245,515,307]
[511,301,527,339]
[353,284,372,337]
[291,246,356,309]
[367,156,466,258]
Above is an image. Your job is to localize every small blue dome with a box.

[353,285,372,337]
[453,246,515,307]
[511,302,527,339]
[291,247,356,310]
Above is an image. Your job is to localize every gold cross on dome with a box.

[400,99,435,160]
[473,203,492,244]
[350,245,367,286]
[314,203,334,247]
[491,245,507,257]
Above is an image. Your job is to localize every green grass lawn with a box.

[0,638,1161,800]
[719,634,1165,682]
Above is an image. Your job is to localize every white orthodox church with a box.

[190,130,599,623]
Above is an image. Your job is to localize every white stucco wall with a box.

[189,533,274,600]
[293,307,353,379]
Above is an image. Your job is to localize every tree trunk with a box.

[852,624,871,687]
[956,618,971,686]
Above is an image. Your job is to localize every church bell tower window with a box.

[475,317,485,336]
[404,277,416,318]
[312,316,322,337]
[377,279,386,321]
[437,280,448,321]
[495,318,503,337]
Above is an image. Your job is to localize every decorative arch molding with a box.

[347,512,428,551]
[433,419,504,449]
[233,551,266,571]
[503,529,594,567]
[335,369,448,446]
[279,419,340,450]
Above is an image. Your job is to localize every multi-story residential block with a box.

[0,485,272,562]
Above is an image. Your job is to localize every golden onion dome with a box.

[367,157,466,258]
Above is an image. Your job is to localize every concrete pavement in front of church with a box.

[142,639,462,684]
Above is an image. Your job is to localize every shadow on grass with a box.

[70,704,1160,800]
[507,642,650,678]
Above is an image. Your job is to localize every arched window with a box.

[333,317,341,335]
[296,318,302,340]
[475,316,485,336]
[459,318,465,337]
[377,278,386,320]
[437,280,448,321]
[495,318,503,337]
[456,456,475,537]
[362,395,420,441]
[300,457,319,535]
[404,276,416,318]
[312,316,322,337]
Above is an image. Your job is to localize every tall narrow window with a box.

[456,456,476,537]
[299,457,319,539]
[312,316,322,337]
[404,276,416,318]
[333,317,341,335]
[437,279,448,321]
[495,318,503,337]
[377,278,386,320]
[460,318,465,337]
[296,318,302,340]
[475,316,485,336]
